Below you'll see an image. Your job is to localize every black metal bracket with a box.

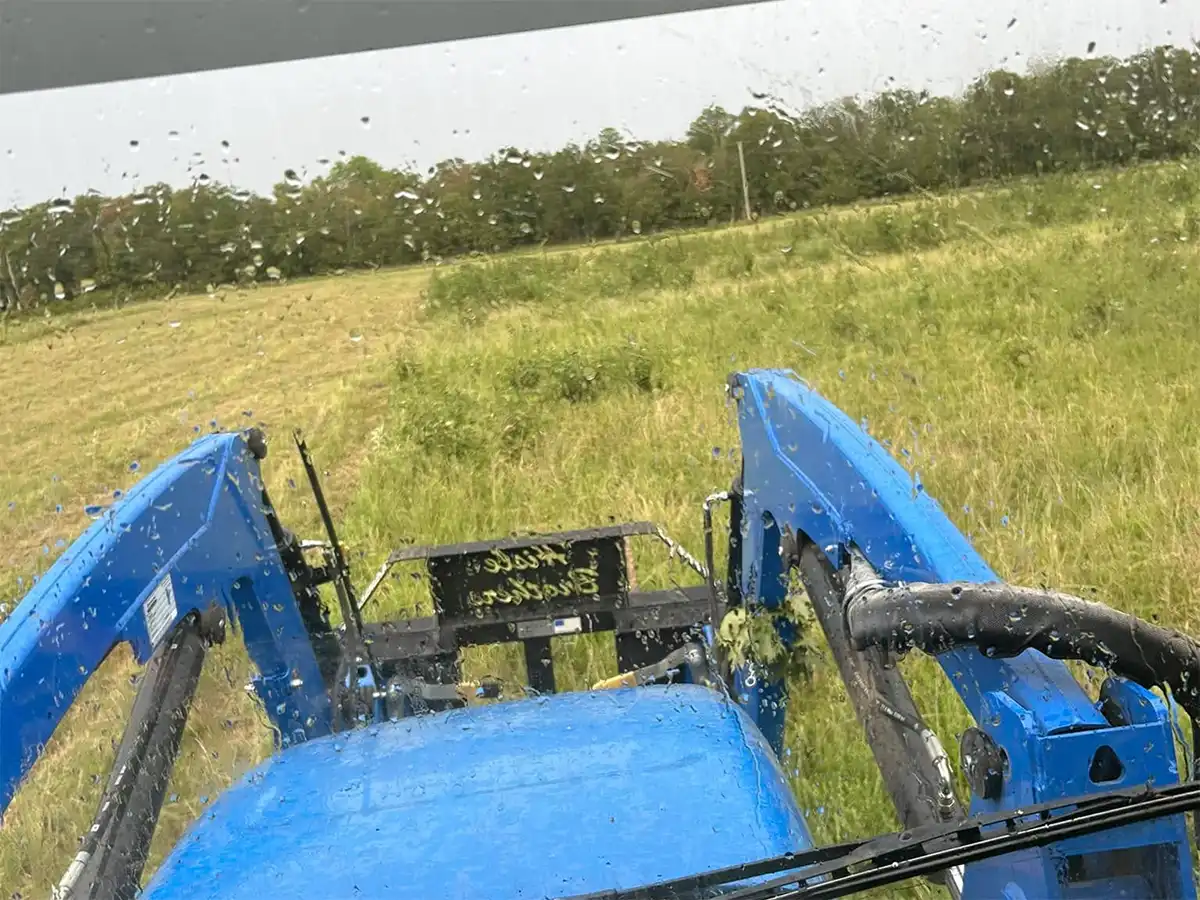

[357,522,713,701]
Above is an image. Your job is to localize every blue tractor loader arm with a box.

[646,369,1200,899]
[0,428,349,897]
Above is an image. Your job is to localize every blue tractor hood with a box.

[142,684,813,899]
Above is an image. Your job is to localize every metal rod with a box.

[292,431,365,644]
[651,525,710,581]
[356,558,395,613]
[293,431,375,731]
[702,492,730,673]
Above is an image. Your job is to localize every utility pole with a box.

[736,140,752,222]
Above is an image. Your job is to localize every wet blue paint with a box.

[143,685,812,900]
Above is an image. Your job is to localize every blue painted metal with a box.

[729,368,1194,898]
[141,685,813,900]
[0,431,333,816]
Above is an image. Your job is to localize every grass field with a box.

[3,159,1200,896]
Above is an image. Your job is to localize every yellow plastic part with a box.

[591,671,640,691]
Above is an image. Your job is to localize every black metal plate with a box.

[428,532,629,621]
[360,585,713,662]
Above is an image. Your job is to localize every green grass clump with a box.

[422,252,581,317]
[506,342,663,403]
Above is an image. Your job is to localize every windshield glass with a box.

[2,2,1200,898]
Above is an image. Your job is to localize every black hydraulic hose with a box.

[844,578,1200,849]
[844,581,1200,722]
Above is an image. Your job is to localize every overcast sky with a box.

[0,0,1196,207]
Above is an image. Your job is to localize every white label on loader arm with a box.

[143,573,178,647]
[516,616,583,640]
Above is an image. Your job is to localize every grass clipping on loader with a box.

[718,572,819,683]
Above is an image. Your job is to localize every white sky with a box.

[0,0,1196,207]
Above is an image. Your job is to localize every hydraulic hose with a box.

[844,578,1200,723]
[843,568,1200,848]
[54,615,209,900]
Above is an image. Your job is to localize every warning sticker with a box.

[553,616,583,635]
[515,616,584,640]
[143,573,178,647]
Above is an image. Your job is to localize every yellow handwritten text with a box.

[481,544,571,575]
[467,565,601,610]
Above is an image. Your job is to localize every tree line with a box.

[2,43,1198,311]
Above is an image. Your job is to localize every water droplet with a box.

[129,461,140,473]
[84,505,103,518]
